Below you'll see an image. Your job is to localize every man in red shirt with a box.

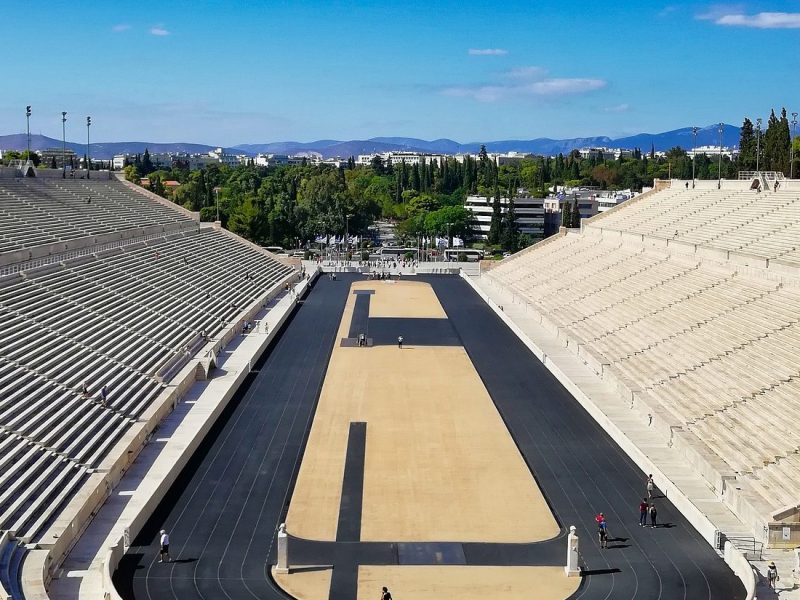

[639,498,649,526]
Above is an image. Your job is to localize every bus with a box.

[443,248,484,262]
[379,247,418,259]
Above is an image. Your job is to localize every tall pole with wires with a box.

[61,112,67,179]
[718,123,724,189]
[691,126,698,187]
[26,106,32,161]
[86,116,91,179]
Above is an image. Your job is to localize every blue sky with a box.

[2,0,798,145]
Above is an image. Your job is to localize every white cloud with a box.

[150,25,170,36]
[713,12,800,28]
[112,24,131,32]
[441,66,606,103]
[468,48,508,56]
[604,103,631,113]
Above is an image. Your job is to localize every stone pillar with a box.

[565,525,580,577]
[276,523,289,574]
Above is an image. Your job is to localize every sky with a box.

[1,0,798,145]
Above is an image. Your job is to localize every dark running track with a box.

[114,274,744,600]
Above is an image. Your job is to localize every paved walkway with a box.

[471,274,800,599]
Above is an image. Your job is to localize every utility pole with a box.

[718,123,724,189]
[26,106,32,161]
[61,112,67,179]
[691,126,698,187]
[86,116,91,179]
[756,118,762,174]
[791,112,798,180]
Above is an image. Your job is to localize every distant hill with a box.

[0,125,742,160]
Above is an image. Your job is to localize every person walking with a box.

[649,504,658,528]
[397,335,403,349]
[639,498,649,527]
[598,519,609,549]
[159,530,170,563]
[100,385,108,407]
[646,474,654,499]
[767,561,779,589]
[380,586,392,600]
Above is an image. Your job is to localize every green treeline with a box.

[121,108,798,250]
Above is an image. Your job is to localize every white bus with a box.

[443,248,484,262]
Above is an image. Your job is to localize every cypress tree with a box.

[737,118,756,171]
[488,186,502,244]
[571,199,581,228]
[561,201,572,227]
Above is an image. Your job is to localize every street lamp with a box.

[791,112,798,179]
[344,213,353,261]
[61,112,67,179]
[86,116,91,179]
[213,186,221,222]
[718,122,724,189]
[25,106,31,161]
[755,117,762,174]
[691,126,699,187]
[446,222,454,248]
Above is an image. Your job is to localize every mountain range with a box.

[0,125,741,161]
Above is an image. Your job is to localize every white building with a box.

[465,190,545,240]
[357,152,448,167]
[208,147,240,167]
[686,145,739,159]
[578,147,635,161]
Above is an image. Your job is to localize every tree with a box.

[141,148,154,175]
[561,200,572,228]
[763,108,791,174]
[571,198,581,228]
[500,196,519,252]
[737,117,756,171]
[370,154,385,175]
[487,187,502,244]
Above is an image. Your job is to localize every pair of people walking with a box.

[639,498,658,527]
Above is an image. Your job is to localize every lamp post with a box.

[25,106,31,161]
[86,116,91,179]
[213,186,221,222]
[755,117,762,174]
[791,112,798,179]
[446,222,453,249]
[61,112,67,179]
[345,213,354,262]
[718,122,724,188]
[691,126,699,187]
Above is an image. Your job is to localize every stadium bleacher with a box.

[0,174,295,571]
[486,183,800,535]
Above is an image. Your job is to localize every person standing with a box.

[159,530,170,563]
[767,561,779,589]
[380,587,392,600]
[598,519,608,549]
[646,474,654,499]
[397,335,403,349]
[100,385,108,407]
[649,504,658,528]
[639,498,649,527]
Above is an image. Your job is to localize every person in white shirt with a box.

[159,530,170,563]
